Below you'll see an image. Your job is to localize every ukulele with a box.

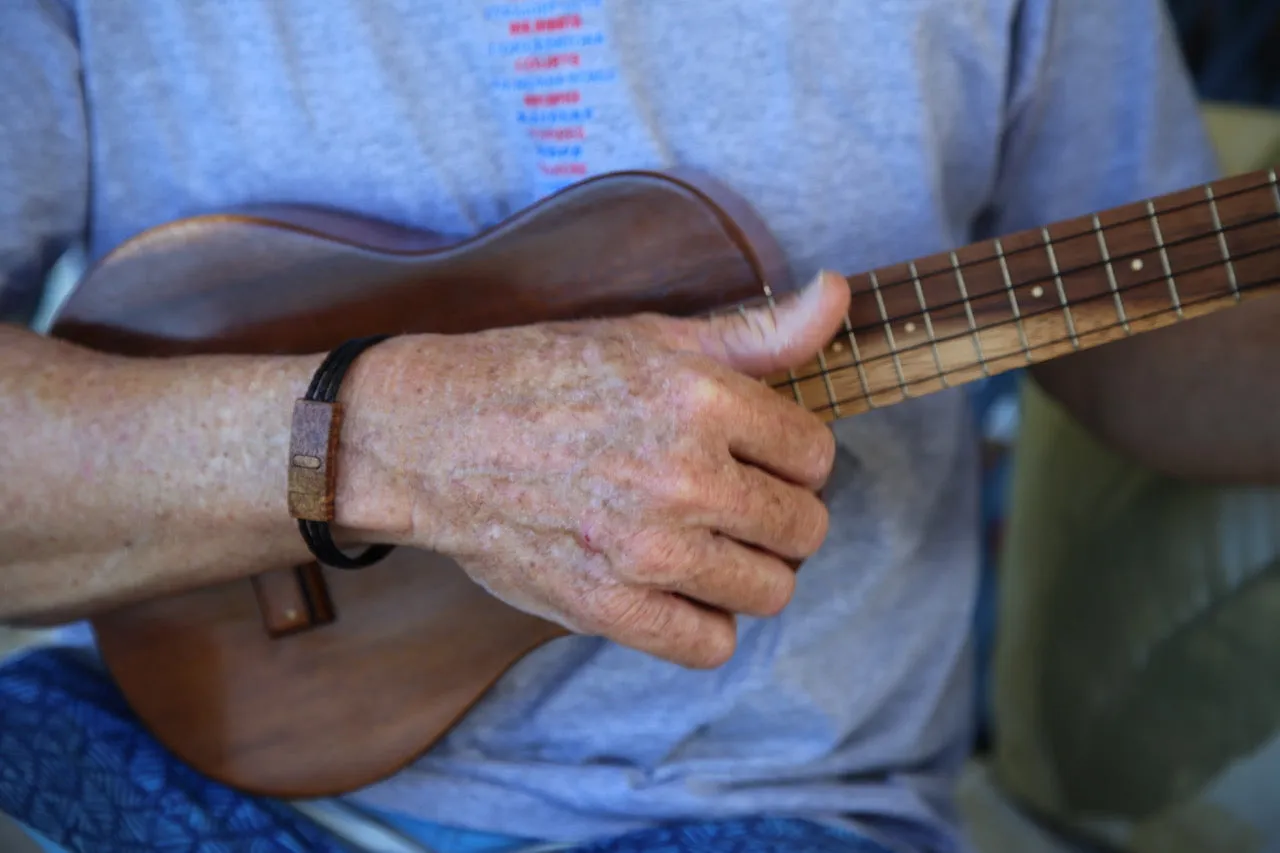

[49,166,1280,798]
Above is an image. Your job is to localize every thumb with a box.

[688,270,851,377]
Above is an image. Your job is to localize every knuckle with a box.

[673,370,726,419]
[773,489,828,557]
[580,588,647,636]
[797,499,830,555]
[601,591,680,645]
[690,622,738,669]
[636,600,681,642]
[808,427,838,484]
[648,467,707,511]
[757,567,797,617]
[619,531,692,586]
[628,312,681,345]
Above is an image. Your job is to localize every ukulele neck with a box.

[767,167,1280,422]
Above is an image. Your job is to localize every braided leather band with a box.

[287,335,396,570]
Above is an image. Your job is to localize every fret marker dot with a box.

[831,342,844,353]
[1031,285,1045,299]
[905,322,917,334]
[1130,258,1145,272]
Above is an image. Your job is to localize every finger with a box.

[711,364,837,490]
[706,461,830,560]
[587,586,739,669]
[670,270,851,377]
[662,531,798,619]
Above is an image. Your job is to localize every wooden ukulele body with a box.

[49,171,787,798]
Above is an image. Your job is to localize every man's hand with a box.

[338,271,851,667]
[0,270,848,668]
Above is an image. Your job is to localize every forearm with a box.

[0,323,334,624]
[1032,296,1280,485]
[0,270,851,668]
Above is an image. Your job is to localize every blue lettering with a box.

[517,107,596,124]
[536,144,585,158]
[491,74,566,92]
[490,68,617,93]
[488,32,606,57]
[484,0,602,21]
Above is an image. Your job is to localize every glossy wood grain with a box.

[48,166,1280,798]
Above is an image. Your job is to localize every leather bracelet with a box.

[287,334,396,570]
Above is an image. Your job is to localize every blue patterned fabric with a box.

[569,818,895,853]
[0,647,897,853]
[0,647,354,853]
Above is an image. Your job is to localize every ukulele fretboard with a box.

[765,167,1280,422]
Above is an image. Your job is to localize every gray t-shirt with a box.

[0,1,1216,850]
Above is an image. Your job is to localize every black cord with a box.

[298,334,396,570]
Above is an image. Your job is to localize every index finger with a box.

[714,365,837,491]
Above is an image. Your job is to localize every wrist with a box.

[324,336,418,545]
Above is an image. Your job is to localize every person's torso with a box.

[69,0,1002,845]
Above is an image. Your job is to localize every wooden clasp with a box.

[251,563,336,638]
[287,399,342,521]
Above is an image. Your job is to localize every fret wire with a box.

[860,177,1272,306]
[1203,186,1241,303]
[779,217,1280,391]
[1145,201,1185,316]
[803,268,1280,416]
[818,232,1280,385]
[1269,168,1280,219]
[1093,214,1131,334]
[840,314,877,408]
[850,196,1277,333]
[949,251,990,377]
[862,205,1272,334]
[753,295,802,405]
[1041,227,1079,350]
[869,270,912,397]
[909,261,948,387]
[814,344,841,417]
[994,238,1032,363]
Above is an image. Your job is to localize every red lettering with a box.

[539,163,588,177]
[529,127,586,141]
[514,53,581,72]
[523,90,581,108]
[510,14,582,35]
[539,13,583,31]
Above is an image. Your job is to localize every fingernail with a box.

[772,271,830,315]
[797,270,832,304]
[808,269,838,291]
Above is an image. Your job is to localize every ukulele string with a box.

[723,179,1278,331]
[848,176,1279,324]
[819,224,1280,383]
[844,198,1280,338]
[709,178,1277,334]
[771,206,1280,391]
[802,268,1280,417]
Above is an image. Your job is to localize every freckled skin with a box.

[1,274,850,668]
